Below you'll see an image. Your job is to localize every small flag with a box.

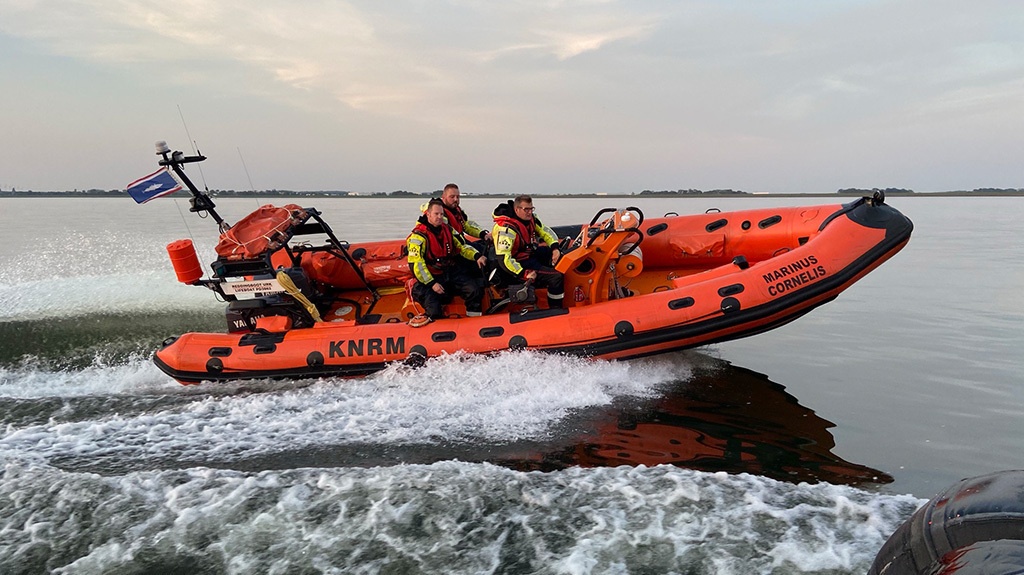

[125,167,182,204]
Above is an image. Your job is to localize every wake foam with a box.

[0,350,685,467]
[0,355,181,398]
[0,230,219,321]
[0,458,925,574]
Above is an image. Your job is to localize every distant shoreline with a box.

[2,190,1022,199]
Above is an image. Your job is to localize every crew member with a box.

[439,183,491,285]
[440,183,491,244]
[407,198,488,322]
[491,195,564,308]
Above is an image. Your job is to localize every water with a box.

[1,195,1021,573]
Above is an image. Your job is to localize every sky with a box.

[0,0,1021,195]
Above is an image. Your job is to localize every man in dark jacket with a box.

[439,183,491,286]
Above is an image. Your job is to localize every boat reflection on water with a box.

[495,353,892,486]
[209,352,889,488]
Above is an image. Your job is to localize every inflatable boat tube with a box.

[869,469,1024,574]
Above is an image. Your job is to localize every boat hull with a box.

[154,197,912,384]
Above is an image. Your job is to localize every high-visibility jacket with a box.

[407,218,479,286]
[491,201,558,278]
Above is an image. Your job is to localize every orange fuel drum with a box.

[167,239,203,284]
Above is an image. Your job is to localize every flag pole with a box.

[155,141,231,232]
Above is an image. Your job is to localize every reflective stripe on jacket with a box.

[407,220,478,285]
[491,214,557,278]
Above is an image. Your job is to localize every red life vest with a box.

[411,221,456,272]
[493,215,539,261]
[441,204,467,236]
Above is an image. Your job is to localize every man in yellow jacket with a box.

[440,183,491,245]
[491,195,564,308]
[408,199,487,322]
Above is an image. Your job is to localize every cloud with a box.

[0,2,651,115]
[2,1,1023,193]
[478,22,654,61]
[0,2,383,95]
[915,78,1024,118]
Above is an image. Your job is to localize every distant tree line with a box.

[639,189,747,196]
[837,187,915,195]
[837,187,1023,196]
[962,187,1024,194]
[2,186,1021,198]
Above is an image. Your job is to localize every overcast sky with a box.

[1,1,1021,195]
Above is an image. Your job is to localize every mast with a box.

[155,140,231,232]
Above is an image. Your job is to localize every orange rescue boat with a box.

[147,143,913,384]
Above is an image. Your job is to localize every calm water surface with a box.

[1,195,1021,573]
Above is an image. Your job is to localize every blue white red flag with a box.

[125,167,182,204]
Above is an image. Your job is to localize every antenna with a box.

[176,104,209,191]
[238,147,257,193]
[156,140,230,232]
